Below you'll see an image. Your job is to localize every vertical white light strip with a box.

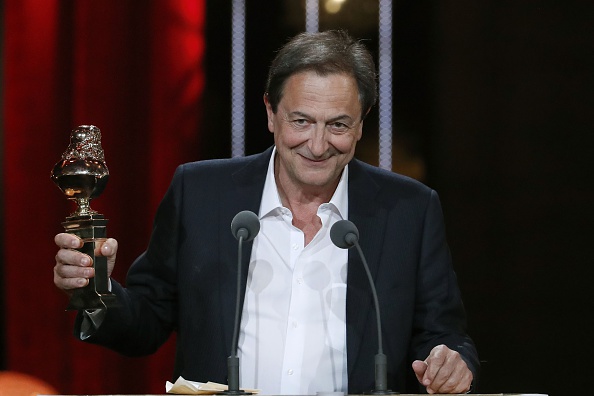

[305,0,319,33]
[231,0,246,157]
[378,0,393,170]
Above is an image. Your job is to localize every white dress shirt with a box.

[238,148,349,395]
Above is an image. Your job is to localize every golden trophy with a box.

[51,125,117,310]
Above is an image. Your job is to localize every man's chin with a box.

[295,172,339,189]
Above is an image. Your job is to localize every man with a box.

[54,30,478,394]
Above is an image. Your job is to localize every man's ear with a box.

[263,94,274,132]
[362,107,371,120]
[356,107,371,141]
[356,121,363,141]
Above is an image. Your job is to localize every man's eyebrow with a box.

[286,111,312,119]
[326,114,355,124]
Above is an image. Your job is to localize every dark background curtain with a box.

[2,1,594,395]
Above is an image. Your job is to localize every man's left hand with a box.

[412,344,473,394]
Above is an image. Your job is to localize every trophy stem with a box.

[74,198,96,216]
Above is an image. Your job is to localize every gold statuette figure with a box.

[51,125,117,310]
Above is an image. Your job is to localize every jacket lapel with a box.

[345,159,388,377]
[219,147,273,356]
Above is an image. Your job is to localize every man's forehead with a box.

[279,73,360,108]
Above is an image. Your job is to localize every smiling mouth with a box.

[299,154,331,164]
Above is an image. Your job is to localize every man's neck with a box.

[274,167,339,246]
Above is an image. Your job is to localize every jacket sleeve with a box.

[74,165,185,356]
[408,190,480,384]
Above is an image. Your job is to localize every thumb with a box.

[411,360,428,383]
[97,238,118,277]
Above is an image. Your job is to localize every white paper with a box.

[166,376,259,394]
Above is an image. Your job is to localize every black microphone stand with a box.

[332,220,398,395]
[222,211,260,395]
[221,210,260,395]
[222,235,252,395]
[352,240,397,395]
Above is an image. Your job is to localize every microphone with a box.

[231,210,260,243]
[330,220,398,395]
[223,210,260,395]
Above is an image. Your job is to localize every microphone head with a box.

[330,219,359,249]
[231,210,260,242]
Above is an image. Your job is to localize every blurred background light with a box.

[231,0,246,157]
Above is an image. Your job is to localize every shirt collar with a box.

[259,146,349,219]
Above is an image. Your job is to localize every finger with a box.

[426,349,471,394]
[448,366,473,394]
[54,274,89,290]
[423,345,447,386]
[458,367,473,393]
[426,354,458,393]
[55,248,92,268]
[53,263,93,290]
[55,233,82,249]
[411,360,428,383]
[434,357,473,394]
[94,238,118,257]
[54,260,95,279]
[426,364,454,394]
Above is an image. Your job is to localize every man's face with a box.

[265,71,364,193]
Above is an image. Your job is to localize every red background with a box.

[3,1,594,395]
[3,1,205,393]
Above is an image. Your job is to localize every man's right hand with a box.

[54,233,118,296]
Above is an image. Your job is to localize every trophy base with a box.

[62,213,119,311]
[66,289,119,311]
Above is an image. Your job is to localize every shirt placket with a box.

[280,219,306,393]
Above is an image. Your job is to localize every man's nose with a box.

[308,124,329,157]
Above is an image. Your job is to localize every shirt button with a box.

[292,321,298,328]
[292,243,299,250]
[287,369,294,375]
[297,278,303,285]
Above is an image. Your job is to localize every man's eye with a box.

[329,122,350,132]
[291,119,309,126]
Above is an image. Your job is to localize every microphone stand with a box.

[222,234,252,395]
[352,240,397,395]
[334,221,397,395]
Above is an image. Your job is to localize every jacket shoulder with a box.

[174,148,272,182]
[351,159,434,198]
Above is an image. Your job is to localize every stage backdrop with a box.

[2,1,205,393]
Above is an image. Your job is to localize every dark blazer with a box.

[79,147,479,393]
